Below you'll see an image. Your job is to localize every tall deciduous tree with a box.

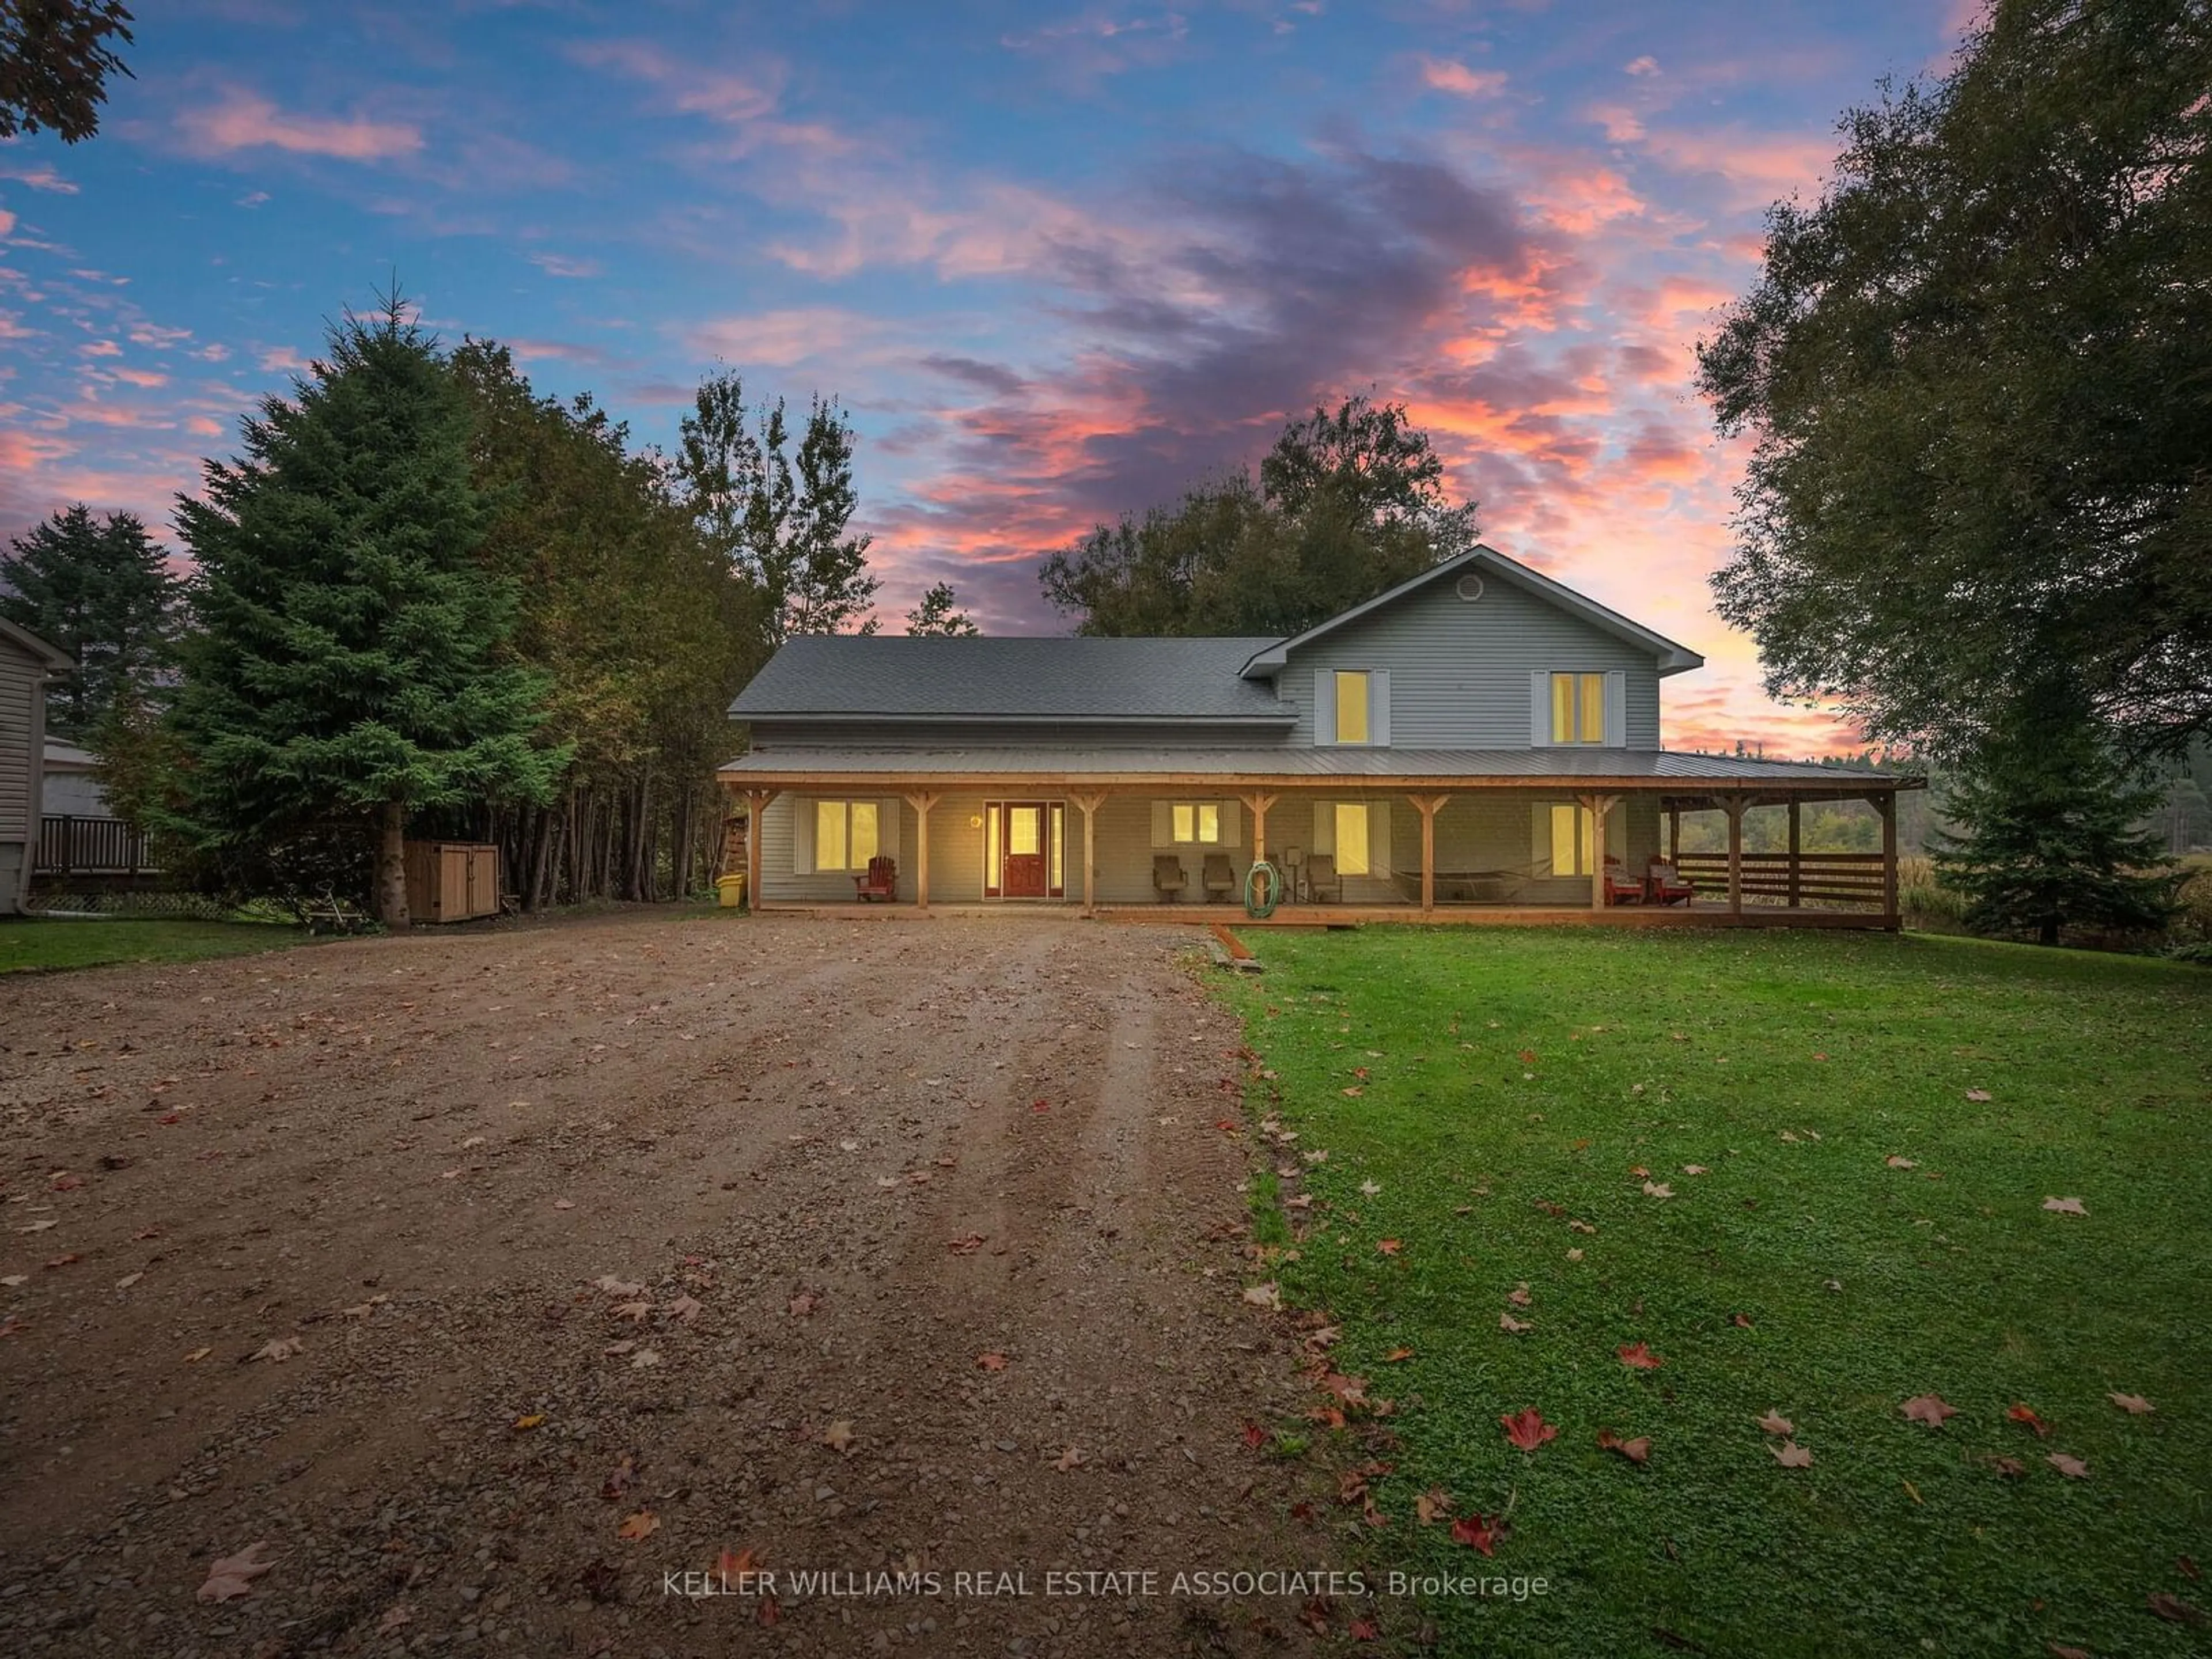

[168,304,565,923]
[1931,676,2176,945]
[0,502,176,735]
[1698,0,2212,760]
[906,581,979,636]
[0,0,133,142]
[1039,394,1476,637]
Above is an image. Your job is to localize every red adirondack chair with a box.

[853,855,897,902]
[1601,857,1644,906]
[1645,858,1696,906]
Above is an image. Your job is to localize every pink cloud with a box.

[1633,126,1836,202]
[1420,57,1508,98]
[685,307,886,369]
[0,209,14,239]
[0,160,76,193]
[109,366,168,388]
[258,346,309,373]
[527,251,601,279]
[176,88,425,162]
[185,415,223,437]
[567,40,783,123]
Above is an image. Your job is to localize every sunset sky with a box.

[0,0,1983,753]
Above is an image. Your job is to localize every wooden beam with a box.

[1667,804,1681,863]
[1407,794,1449,914]
[902,791,940,910]
[742,789,779,912]
[1787,798,1802,909]
[1724,794,1746,919]
[1876,791,1900,931]
[1577,793,1619,910]
[1238,791,1279,866]
[1070,791,1108,917]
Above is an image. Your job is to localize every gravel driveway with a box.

[0,911,1341,1657]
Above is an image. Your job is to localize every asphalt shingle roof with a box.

[728,636,1293,723]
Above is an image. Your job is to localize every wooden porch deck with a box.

[753,899,1896,929]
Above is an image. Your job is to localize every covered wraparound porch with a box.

[718,749,1922,930]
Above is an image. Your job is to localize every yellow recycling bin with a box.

[715,873,748,910]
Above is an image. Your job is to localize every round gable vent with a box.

[1455,573,1485,602]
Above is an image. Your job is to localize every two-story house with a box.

[719,546,1910,925]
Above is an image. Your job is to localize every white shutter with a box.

[1530,671,1550,745]
[1219,799,1242,849]
[1604,671,1627,749]
[1313,668,1336,746]
[793,798,816,875]
[1152,801,1173,849]
[1313,801,1335,854]
[1370,670,1391,747]
[876,799,900,861]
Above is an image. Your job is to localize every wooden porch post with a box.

[743,789,778,912]
[1577,793,1619,910]
[1667,804,1681,863]
[1071,791,1108,917]
[1877,791,1900,931]
[1724,795,1746,920]
[1239,792,1278,866]
[1408,794,1449,914]
[903,792,940,910]
[1786,798,1802,909]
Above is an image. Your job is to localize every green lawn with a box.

[0,916,308,974]
[1213,928,2212,1657]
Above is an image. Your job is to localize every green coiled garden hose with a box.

[1244,859,1281,919]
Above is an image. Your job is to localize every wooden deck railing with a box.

[35,815,157,878]
[1673,850,1887,909]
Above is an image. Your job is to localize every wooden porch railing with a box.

[1673,850,1886,908]
[35,815,157,878]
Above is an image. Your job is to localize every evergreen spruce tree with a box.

[0,503,177,736]
[169,301,566,924]
[1932,677,2176,946]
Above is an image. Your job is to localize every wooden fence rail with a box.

[34,815,157,878]
[1673,850,1885,908]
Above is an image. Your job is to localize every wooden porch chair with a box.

[1152,854,1188,903]
[1201,851,1237,903]
[1601,856,1644,906]
[1645,858,1695,906]
[1306,853,1342,904]
[853,855,897,902]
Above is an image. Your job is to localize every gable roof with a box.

[0,616,72,672]
[1237,544,1704,679]
[729,634,1294,724]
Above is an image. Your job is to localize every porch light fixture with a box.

[968,814,984,828]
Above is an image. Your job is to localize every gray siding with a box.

[745,718,1285,751]
[1279,573,1663,749]
[0,640,47,914]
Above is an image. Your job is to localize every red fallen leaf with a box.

[1297,1596,1332,1635]
[946,1234,986,1254]
[1241,1421,1268,1449]
[757,1595,782,1627]
[196,1540,275,1602]
[787,1290,820,1317]
[1031,1099,1050,1113]
[1517,1050,1537,1065]
[1450,1513,1507,1555]
[1322,1373,1369,1408]
[601,1453,638,1501]
[1628,1165,1649,1178]
[1376,1239,1402,1257]
[1991,1456,2028,1478]
[1215,1119,1241,1133]
[1900,1393,1959,1427]
[50,1173,83,1192]
[2149,1591,2207,1626]
[1732,1312,1755,1329]
[1965,1088,1991,1102]
[1618,1342,1664,1370]
[1770,1440,1814,1469]
[2006,1403,2052,1438]
[43,1253,80,1269]
[1500,1408,1556,1452]
[618,1509,659,1540]
[1289,1501,1317,1524]
[1308,1406,1347,1429]
[975,1352,1009,1372]
[1350,1616,1379,1639]
[1382,1347,1414,1363]
[157,1112,180,1125]
[2046,1452,2090,1479]
[1598,1428,1651,1464]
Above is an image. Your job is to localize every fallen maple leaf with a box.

[1642,1181,1673,1199]
[2108,1391,2155,1415]
[2006,1403,2052,1438]
[1598,1429,1651,1464]
[1991,1456,2028,1478]
[250,1336,303,1363]
[1770,1440,1813,1469]
[789,1289,820,1317]
[2041,1196,2088,1217]
[946,1234,986,1254]
[618,1509,660,1541]
[602,1453,637,1500]
[1382,1347,1414,1363]
[1376,1238,1402,1256]
[1241,1421,1268,1449]
[976,1352,1009,1372]
[663,1294,703,1324]
[1885,1155,1916,1169]
[1618,1342,1664,1371]
[820,1419,857,1454]
[1508,1283,1533,1308]
[1500,1408,1556,1452]
[630,1347,661,1369]
[2149,1591,2207,1626]
[1350,1616,1379,1640]
[1450,1513,1506,1555]
[593,1276,645,1297]
[1498,1313,1532,1334]
[196,1541,274,1602]
[512,1412,547,1432]
[609,1300,652,1323]
[1414,1487,1450,1525]
[50,1172,83,1192]
[1053,1446,1087,1471]
[1732,1312,1755,1329]
[1900,1393,1959,1428]
[1965,1088,1992,1102]
[2047,1452,2090,1479]
[1681,1165,1709,1176]
[378,1603,413,1634]
[2046,1644,2090,1659]
[1756,1411,1794,1436]
[1243,1282,1282,1309]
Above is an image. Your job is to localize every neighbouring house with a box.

[718,546,1916,925]
[1,618,73,915]
[37,737,157,885]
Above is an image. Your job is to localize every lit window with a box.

[1171,802,1221,844]
[1550,672,1605,744]
[1335,671,1370,744]
[813,800,878,872]
[1547,804,1596,876]
[1335,803,1371,876]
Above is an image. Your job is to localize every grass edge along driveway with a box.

[0,917,308,975]
[1212,927,2211,1659]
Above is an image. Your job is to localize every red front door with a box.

[1001,802,1048,897]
